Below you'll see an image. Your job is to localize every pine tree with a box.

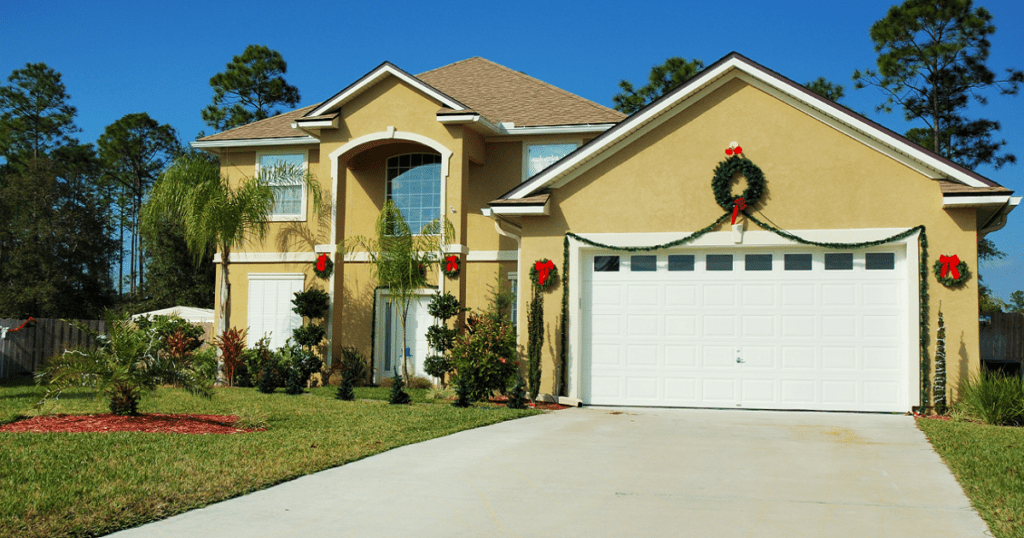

[389,367,411,405]
[257,366,277,394]
[285,366,305,395]
[452,375,472,408]
[335,373,355,401]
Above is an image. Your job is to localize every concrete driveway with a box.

[109,408,990,538]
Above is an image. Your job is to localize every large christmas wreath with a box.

[442,255,460,278]
[530,259,558,290]
[933,254,970,288]
[711,148,766,224]
[314,253,333,279]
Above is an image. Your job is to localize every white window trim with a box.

[508,271,519,327]
[256,149,309,222]
[522,139,582,182]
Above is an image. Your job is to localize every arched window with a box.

[386,153,441,234]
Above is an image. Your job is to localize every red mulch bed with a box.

[0,413,261,434]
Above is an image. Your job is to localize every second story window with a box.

[525,143,578,180]
[387,153,442,234]
[258,152,307,221]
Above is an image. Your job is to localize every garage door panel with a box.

[626,345,658,367]
[741,285,776,307]
[583,247,909,411]
[703,346,736,368]
[742,316,775,337]
[665,345,697,367]
[703,286,736,307]
[703,315,736,337]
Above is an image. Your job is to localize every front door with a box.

[376,294,431,382]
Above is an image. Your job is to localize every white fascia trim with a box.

[942,195,1012,207]
[213,252,317,263]
[490,203,549,216]
[503,124,617,136]
[508,56,991,200]
[308,64,466,118]
[292,117,339,129]
[191,136,319,149]
[436,113,502,135]
[563,227,921,409]
[466,250,518,262]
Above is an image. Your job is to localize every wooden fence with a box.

[980,311,1024,372]
[0,318,105,379]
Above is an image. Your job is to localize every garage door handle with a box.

[736,357,744,363]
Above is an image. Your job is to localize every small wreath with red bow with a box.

[711,148,766,224]
[530,259,558,290]
[314,253,334,279]
[933,255,970,288]
[441,255,460,278]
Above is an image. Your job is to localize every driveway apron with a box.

[108,408,990,538]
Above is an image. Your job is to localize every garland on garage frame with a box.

[559,213,932,411]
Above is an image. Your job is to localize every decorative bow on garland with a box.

[933,253,970,288]
[442,255,460,278]
[313,253,334,279]
[531,259,558,290]
[731,197,747,225]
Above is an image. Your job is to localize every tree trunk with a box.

[220,246,231,332]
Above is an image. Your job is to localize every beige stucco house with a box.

[194,52,1017,412]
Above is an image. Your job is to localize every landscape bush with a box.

[450,312,517,401]
[956,371,1024,426]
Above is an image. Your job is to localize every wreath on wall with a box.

[933,254,970,288]
[314,253,333,280]
[711,145,766,224]
[530,259,558,290]
[442,255,460,278]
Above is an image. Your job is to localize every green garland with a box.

[559,212,932,411]
[934,309,946,415]
[712,155,766,210]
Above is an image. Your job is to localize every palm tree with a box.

[141,152,320,332]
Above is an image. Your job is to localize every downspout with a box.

[483,208,523,352]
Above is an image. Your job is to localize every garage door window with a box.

[866,252,895,270]
[630,255,657,272]
[825,253,854,270]
[595,256,620,272]
[784,253,812,270]
[668,255,695,271]
[745,254,773,271]
[707,254,733,271]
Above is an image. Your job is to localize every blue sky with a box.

[2,0,1022,300]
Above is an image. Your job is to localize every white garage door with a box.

[581,248,909,412]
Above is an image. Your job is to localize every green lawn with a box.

[918,418,1024,538]
[0,378,539,538]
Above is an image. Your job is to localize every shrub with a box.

[337,347,368,387]
[291,288,330,319]
[335,373,355,401]
[406,375,434,390]
[957,371,1024,426]
[37,310,213,415]
[450,312,517,401]
[215,327,247,386]
[425,291,460,385]
[292,324,326,348]
[507,374,528,409]
[424,354,451,380]
[191,346,218,382]
[452,376,472,408]
[389,368,411,405]
[135,314,205,352]
[279,344,322,395]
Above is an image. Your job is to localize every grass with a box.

[0,377,540,538]
[918,418,1024,538]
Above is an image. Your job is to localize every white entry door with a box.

[581,248,910,412]
[376,293,432,381]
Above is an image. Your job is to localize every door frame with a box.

[373,288,435,382]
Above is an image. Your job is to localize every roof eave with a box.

[190,136,320,150]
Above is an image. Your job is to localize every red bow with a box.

[445,255,459,272]
[731,197,747,225]
[535,260,555,286]
[316,253,328,272]
[939,254,960,280]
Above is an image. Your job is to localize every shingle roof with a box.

[417,57,625,127]
[198,105,320,142]
[939,180,1013,195]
